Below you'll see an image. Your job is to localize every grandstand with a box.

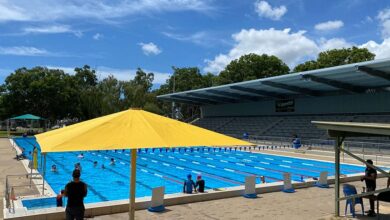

[158,59,390,145]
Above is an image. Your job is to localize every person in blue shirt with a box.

[292,135,301,149]
[183,174,197,194]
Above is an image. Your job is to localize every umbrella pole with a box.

[129,149,137,220]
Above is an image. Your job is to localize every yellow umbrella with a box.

[35,109,253,219]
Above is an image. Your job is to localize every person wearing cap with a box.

[195,175,205,193]
[183,174,197,194]
[361,159,377,217]
[64,169,88,220]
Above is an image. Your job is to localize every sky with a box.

[1,0,390,87]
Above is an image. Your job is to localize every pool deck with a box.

[0,138,40,219]
[2,139,390,219]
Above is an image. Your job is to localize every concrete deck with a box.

[0,138,39,219]
[93,178,390,220]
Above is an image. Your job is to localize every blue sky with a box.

[1,0,390,86]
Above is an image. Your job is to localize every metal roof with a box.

[312,121,390,137]
[157,58,390,105]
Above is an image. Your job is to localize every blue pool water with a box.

[15,137,364,206]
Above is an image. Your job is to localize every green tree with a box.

[2,67,78,120]
[122,68,155,108]
[98,75,122,115]
[217,53,290,85]
[294,47,375,72]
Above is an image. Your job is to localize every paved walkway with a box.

[0,138,39,219]
[92,178,390,220]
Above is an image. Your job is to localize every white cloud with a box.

[47,66,170,84]
[204,28,318,73]
[318,38,352,51]
[139,42,162,56]
[377,8,390,39]
[360,39,390,59]
[0,0,214,23]
[93,33,103,40]
[254,0,287,21]
[23,25,82,37]
[0,46,49,56]
[163,31,208,45]
[314,20,344,31]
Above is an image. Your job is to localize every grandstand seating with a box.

[193,114,390,144]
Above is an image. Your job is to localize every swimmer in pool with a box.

[51,164,57,172]
[110,158,115,166]
[77,153,84,159]
[93,161,98,167]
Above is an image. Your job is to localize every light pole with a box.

[171,74,175,119]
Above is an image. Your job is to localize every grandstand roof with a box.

[157,58,390,105]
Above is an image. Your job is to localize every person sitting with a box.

[56,190,65,207]
[77,153,84,159]
[183,174,197,194]
[93,161,98,167]
[195,175,205,193]
[16,147,26,160]
[110,158,115,166]
[292,135,301,149]
[51,164,58,172]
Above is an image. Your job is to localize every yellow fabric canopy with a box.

[36,109,252,153]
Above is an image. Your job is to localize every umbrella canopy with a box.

[36,109,252,153]
[10,114,43,120]
[35,109,253,220]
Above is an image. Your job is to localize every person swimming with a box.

[77,153,84,159]
[74,163,82,172]
[101,164,105,169]
[110,158,115,166]
[93,161,98,167]
[51,164,57,172]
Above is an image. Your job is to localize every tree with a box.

[122,68,155,108]
[294,47,375,72]
[217,53,290,85]
[2,67,78,120]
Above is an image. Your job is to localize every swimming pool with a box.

[14,137,364,206]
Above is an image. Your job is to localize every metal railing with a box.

[225,134,390,164]
[5,173,45,213]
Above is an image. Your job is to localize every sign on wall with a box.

[275,99,295,112]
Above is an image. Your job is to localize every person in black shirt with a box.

[361,159,377,217]
[195,175,205,193]
[64,169,87,220]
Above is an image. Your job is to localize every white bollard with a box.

[148,186,165,212]
[243,176,257,198]
[315,171,329,188]
[282,173,295,193]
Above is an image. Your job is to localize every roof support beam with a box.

[159,97,202,106]
[357,66,390,81]
[187,92,238,103]
[207,90,261,101]
[171,95,218,105]
[229,86,286,99]
[261,81,322,96]
[301,74,367,93]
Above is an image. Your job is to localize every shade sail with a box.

[10,114,43,120]
[35,109,252,153]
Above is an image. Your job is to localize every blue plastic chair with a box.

[343,184,364,217]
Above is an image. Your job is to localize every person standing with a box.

[361,159,377,217]
[64,169,88,220]
[183,174,197,194]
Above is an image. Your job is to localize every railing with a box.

[5,173,45,213]
[225,134,390,165]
